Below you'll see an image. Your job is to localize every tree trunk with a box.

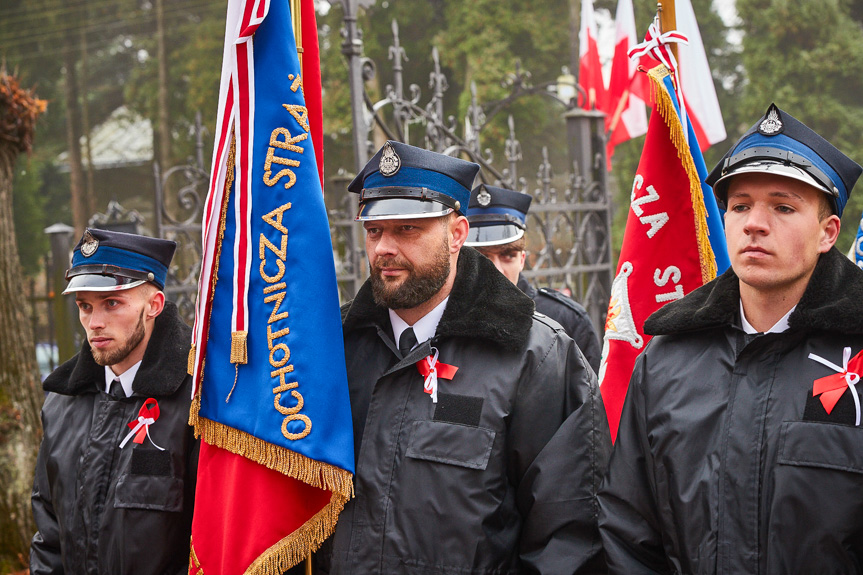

[80,27,98,216]
[156,0,172,174]
[0,119,45,574]
[63,25,88,233]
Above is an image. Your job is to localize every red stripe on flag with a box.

[234,40,252,331]
[301,0,324,187]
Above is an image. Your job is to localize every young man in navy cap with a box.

[599,104,863,573]
[319,141,610,574]
[465,183,602,373]
[30,228,198,574]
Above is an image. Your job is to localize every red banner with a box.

[598,66,717,441]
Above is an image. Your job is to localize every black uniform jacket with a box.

[518,275,602,374]
[320,247,611,575]
[599,247,863,574]
[31,302,198,575]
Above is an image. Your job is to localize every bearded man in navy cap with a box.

[465,184,602,373]
[599,104,863,574]
[317,141,610,574]
[30,228,198,574]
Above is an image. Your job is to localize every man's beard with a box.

[91,309,147,367]
[370,239,451,310]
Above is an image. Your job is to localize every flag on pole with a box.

[675,0,727,150]
[605,0,648,165]
[597,62,729,441]
[188,0,354,572]
[578,0,607,110]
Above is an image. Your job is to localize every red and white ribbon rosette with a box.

[627,16,690,143]
[416,348,458,403]
[809,347,863,425]
[120,398,166,450]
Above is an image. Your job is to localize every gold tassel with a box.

[188,345,196,376]
[647,65,718,284]
[194,416,354,498]
[230,331,249,364]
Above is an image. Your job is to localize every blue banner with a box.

[200,0,354,475]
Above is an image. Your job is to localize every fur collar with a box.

[645,247,863,336]
[342,247,535,351]
[43,301,192,397]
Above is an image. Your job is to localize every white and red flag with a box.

[605,0,648,165]
[578,0,607,110]
[672,0,727,150]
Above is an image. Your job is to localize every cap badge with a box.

[80,230,99,257]
[759,105,783,136]
[379,142,401,177]
[477,188,492,207]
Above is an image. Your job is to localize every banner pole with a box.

[658,0,678,62]
[289,1,311,573]
[290,0,304,70]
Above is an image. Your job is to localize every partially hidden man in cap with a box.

[31,229,199,574]
[317,140,610,574]
[465,184,602,373]
[599,104,863,573]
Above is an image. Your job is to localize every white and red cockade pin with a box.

[120,398,165,450]
[416,348,458,403]
[809,347,863,425]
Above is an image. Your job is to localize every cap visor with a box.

[465,225,525,247]
[356,198,454,221]
[63,275,146,295]
[714,162,833,204]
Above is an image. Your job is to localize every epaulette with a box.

[531,311,566,334]
[537,287,587,314]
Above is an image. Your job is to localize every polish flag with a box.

[578,0,607,110]
[605,0,648,165]
[675,0,726,150]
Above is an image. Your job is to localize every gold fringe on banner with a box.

[230,330,249,364]
[647,65,718,284]
[192,415,354,498]
[244,491,348,575]
[188,490,349,575]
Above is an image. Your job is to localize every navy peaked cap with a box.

[707,103,862,217]
[465,184,532,247]
[348,140,480,220]
[64,228,177,294]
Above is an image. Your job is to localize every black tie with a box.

[398,327,418,357]
[109,378,125,400]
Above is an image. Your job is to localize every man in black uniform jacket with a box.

[317,141,610,574]
[30,228,198,575]
[599,104,863,573]
[465,183,602,373]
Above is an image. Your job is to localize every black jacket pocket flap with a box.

[406,420,495,470]
[778,420,863,473]
[114,473,184,511]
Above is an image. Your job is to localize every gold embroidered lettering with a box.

[269,343,290,368]
[263,282,286,295]
[264,291,289,323]
[260,232,287,261]
[270,127,307,152]
[281,105,310,134]
[259,258,285,283]
[262,203,291,235]
[267,325,290,348]
[263,147,299,189]
[282,414,312,440]
[274,387,303,415]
